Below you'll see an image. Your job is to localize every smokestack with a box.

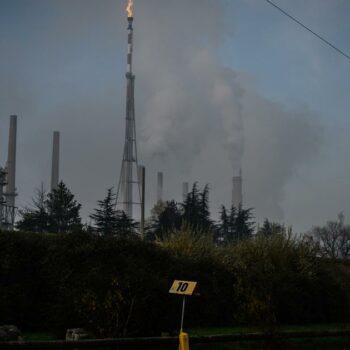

[182,182,189,202]
[51,131,60,191]
[5,115,17,209]
[232,169,243,208]
[157,172,163,202]
[0,167,6,228]
[140,165,146,240]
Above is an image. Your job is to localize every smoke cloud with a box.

[0,0,327,230]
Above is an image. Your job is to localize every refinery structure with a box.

[0,0,244,230]
[116,1,142,219]
[0,115,17,230]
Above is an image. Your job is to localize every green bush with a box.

[0,230,349,337]
[0,231,234,336]
[223,232,350,326]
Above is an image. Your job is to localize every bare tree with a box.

[310,213,350,259]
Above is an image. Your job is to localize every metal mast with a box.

[116,13,141,219]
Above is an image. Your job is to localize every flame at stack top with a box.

[126,0,133,17]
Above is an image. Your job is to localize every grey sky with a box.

[0,0,349,232]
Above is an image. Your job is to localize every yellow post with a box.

[179,332,190,350]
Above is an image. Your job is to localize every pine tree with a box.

[216,205,254,244]
[228,206,238,242]
[16,184,49,233]
[198,184,212,231]
[115,211,138,237]
[215,205,229,244]
[148,200,182,241]
[182,183,213,233]
[234,206,255,240]
[46,181,82,233]
[90,188,118,235]
[257,219,285,237]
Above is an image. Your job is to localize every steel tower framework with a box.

[116,16,141,219]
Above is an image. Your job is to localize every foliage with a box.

[223,231,349,326]
[216,205,255,244]
[182,183,213,232]
[257,219,286,237]
[0,231,233,336]
[16,184,49,233]
[114,211,138,237]
[1,229,350,337]
[89,188,138,237]
[162,224,217,260]
[309,213,350,259]
[17,182,82,234]
[46,182,82,233]
[148,200,182,241]
[89,188,119,235]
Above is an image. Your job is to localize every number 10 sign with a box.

[169,280,199,335]
[169,280,198,296]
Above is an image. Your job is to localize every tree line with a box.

[16,181,255,243]
[16,181,350,259]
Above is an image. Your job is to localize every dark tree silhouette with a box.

[216,205,254,244]
[115,211,138,237]
[16,184,49,233]
[46,181,82,233]
[234,206,255,241]
[257,219,285,237]
[148,200,182,241]
[182,183,213,232]
[90,188,119,235]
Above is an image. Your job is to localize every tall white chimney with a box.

[182,182,189,202]
[157,171,163,202]
[51,131,60,191]
[232,169,243,208]
[5,115,17,208]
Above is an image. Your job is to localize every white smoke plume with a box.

[0,0,326,229]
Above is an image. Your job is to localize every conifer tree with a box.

[46,181,82,233]
[115,211,138,236]
[235,206,255,240]
[90,188,118,235]
[215,205,229,244]
[182,183,213,232]
[216,205,254,244]
[257,219,285,237]
[148,200,182,241]
[16,184,49,233]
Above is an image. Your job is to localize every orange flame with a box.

[126,0,133,17]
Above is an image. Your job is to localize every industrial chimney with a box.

[182,182,189,202]
[51,131,60,191]
[5,115,17,209]
[232,169,243,208]
[157,172,163,202]
[0,167,6,228]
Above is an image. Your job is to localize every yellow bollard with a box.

[179,332,190,350]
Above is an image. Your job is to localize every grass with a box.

[188,323,350,336]
[23,332,56,341]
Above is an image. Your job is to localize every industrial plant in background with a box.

[232,169,243,208]
[0,115,17,230]
[116,1,142,221]
[51,131,60,191]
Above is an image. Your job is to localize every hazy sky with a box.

[0,0,349,232]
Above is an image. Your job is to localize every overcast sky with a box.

[0,0,349,232]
